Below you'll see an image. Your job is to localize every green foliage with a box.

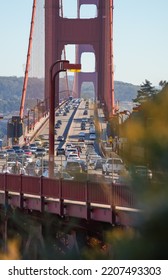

[133,79,157,104]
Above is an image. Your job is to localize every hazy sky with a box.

[0,0,167,86]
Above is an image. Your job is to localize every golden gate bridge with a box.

[0,1,140,258]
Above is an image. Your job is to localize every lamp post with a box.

[49,60,81,177]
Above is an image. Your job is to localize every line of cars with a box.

[0,138,49,175]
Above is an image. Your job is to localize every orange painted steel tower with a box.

[45,0,115,117]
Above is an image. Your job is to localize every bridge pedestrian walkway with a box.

[97,106,120,159]
[20,113,49,146]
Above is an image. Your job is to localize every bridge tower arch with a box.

[45,0,114,117]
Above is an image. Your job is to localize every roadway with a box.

[0,97,129,184]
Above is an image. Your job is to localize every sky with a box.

[0,0,167,86]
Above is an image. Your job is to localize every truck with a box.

[102,157,125,175]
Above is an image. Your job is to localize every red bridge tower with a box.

[45,0,115,117]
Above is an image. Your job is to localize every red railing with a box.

[0,173,135,206]
[0,173,137,225]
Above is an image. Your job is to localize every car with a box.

[57,136,65,142]
[34,138,42,146]
[18,154,33,165]
[15,149,24,155]
[42,141,49,148]
[0,150,7,159]
[102,157,125,175]
[29,143,37,149]
[78,137,85,142]
[29,146,37,154]
[93,158,106,170]
[63,161,82,173]
[56,148,65,156]
[34,147,46,158]
[82,118,88,123]
[55,123,61,128]
[12,145,21,152]
[67,153,80,162]
[83,109,88,115]
[24,149,32,156]
[6,148,15,154]
[65,143,75,149]
[65,147,78,157]
[88,155,102,165]
[89,133,96,140]
[44,144,49,153]
[131,165,153,180]
[89,127,96,133]
[81,122,86,130]
[78,132,85,138]
[57,119,62,125]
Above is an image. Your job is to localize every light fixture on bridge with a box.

[63,62,81,72]
[49,60,81,177]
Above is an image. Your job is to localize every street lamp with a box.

[49,60,81,177]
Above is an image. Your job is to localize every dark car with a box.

[57,120,62,125]
[55,123,61,128]
[131,165,153,180]
[57,136,65,142]
[34,147,46,158]
[81,123,86,130]
[12,145,21,152]
[56,148,65,156]
[64,161,82,173]
[83,109,88,115]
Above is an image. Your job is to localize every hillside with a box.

[0,76,139,114]
[0,76,139,138]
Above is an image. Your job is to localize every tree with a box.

[159,80,168,89]
[133,79,156,104]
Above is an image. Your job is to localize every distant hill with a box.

[0,76,139,115]
[0,76,139,138]
[114,81,139,102]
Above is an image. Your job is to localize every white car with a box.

[102,157,125,175]
[65,147,78,157]
[67,153,80,162]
